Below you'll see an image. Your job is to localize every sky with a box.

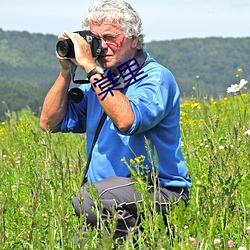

[1,0,250,42]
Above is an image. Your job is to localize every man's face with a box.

[89,20,138,72]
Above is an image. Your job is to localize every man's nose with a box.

[101,38,108,49]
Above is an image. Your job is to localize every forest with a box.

[0,28,249,121]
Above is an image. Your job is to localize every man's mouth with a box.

[100,54,110,57]
[99,54,112,61]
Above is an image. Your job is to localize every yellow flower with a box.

[237,67,243,73]
[130,159,135,165]
[191,103,201,109]
[135,157,141,164]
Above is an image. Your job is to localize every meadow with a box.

[0,89,249,249]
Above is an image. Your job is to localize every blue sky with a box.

[1,0,250,42]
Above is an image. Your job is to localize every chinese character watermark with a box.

[93,57,148,100]
[117,58,148,88]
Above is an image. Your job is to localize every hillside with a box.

[0,28,249,120]
[145,37,250,97]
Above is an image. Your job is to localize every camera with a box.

[56,30,102,58]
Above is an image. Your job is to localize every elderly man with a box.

[40,0,192,242]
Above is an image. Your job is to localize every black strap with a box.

[81,112,107,186]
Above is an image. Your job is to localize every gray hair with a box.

[82,0,145,49]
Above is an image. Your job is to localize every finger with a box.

[55,51,79,66]
[64,30,76,40]
[55,50,64,59]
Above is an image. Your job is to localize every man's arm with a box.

[40,68,71,132]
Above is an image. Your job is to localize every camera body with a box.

[56,30,102,58]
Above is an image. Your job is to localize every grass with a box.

[0,92,249,249]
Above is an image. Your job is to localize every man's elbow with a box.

[39,119,57,133]
[116,119,133,133]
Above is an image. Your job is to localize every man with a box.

[40,0,192,242]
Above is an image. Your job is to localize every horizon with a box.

[1,27,249,43]
[0,0,249,43]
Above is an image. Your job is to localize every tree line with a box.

[0,28,249,120]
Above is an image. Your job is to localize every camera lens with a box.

[56,39,74,58]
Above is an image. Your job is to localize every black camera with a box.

[56,30,102,58]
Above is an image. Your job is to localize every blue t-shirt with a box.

[58,52,192,188]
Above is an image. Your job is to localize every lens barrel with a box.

[56,39,75,58]
[68,88,84,103]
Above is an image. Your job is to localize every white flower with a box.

[20,207,25,214]
[244,130,250,136]
[214,238,221,244]
[227,79,248,93]
[238,247,246,250]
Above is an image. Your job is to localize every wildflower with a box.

[218,145,224,150]
[189,237,196,246]
[191,103,201,109]
[227,79,248,93]
[42,213,48,221]
[196,180,202,185]
[238,247,246,250]
[246,226,250,235]
[130,159,135,165]
[214,238,221,244]
[228,240,235,248]
[237,67,243,73]
[12,185,18,192]
[244,130,250,136]
[135,157,141,164]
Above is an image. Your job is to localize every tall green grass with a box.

[0,93,249,249]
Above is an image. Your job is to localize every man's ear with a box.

[131,36,139,49]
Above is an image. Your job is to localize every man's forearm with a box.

[40,70,71,132]
[89,73,135,132]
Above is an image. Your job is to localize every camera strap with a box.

[81,50,149,186]
[81,111,107,186]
